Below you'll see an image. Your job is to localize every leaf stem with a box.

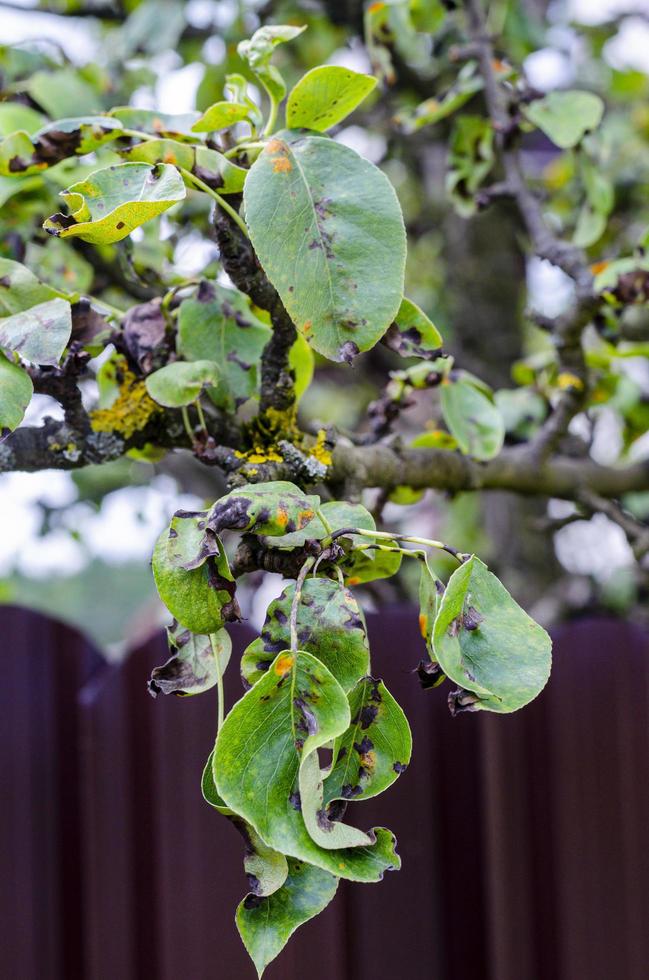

[223,140,265,159]
[195,398,208,436]
[178,166,250,238]
[326,526,469,562]
[210,633,225,733]
[290,557,315,652]
[180,405,194,443]
[262,89,279,137]
[316,507,333,535]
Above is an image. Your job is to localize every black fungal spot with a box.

[243,894,263,910]
[116,221,125,230]
[293,696,318,737]
[342,783,363,799]
[417,659,444,690]
[339,340,359,364]
[359,704,378,730]
[448,687,482,716]
[289,791,301,810]
[463,606,484,630]
[393,762,407,774]
[209,496,252,533]
[353,736,374,755]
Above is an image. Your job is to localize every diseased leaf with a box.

[236,858,338,978]
[440,376,504,461]
[446,115,494,217]
[0,297,71,366]
[43,162,186,244]
[432,556,552,713]
[0,353,33,438]
[324,676,412,804]
[145,359,220,408]
[121,139,246,193]
[286,66,376,132]
[342,540,402,587]
[152,525,240,634]
[192,102,252,133]
[165,510,219,570]
[267,500,374,551]
[238,25,307,103]
[523,90,604,149]
[0,103,45,137]
[202,750,289,898]
[418,554,444,656]
[394,66,483,133]
[0,257,62,316]
[0,116,124,177]
[208,481,319,537]
[240,577,370,692]
[177,281,270,410]
[148,624,231,697]
[109,106,202,141]
[243,131,406,362]
[383,297,443,359]
[215,649,400,880]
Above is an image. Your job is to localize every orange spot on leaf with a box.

[274,653,294,676]
[590,260,610,275]
[419,613,428,639]
[272,156,292,173]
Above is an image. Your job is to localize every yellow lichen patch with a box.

[234,447,284,464]
[272,155,292,174]
[274,653,294,677]
[419,613,428,639]
[557,372,584,391]
[309,430,332,467]
[91,370,161,438]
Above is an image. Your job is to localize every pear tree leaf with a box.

[286,66,377,132]
[440,376,505,461]
[432,556,552,713]
[148,624,231,697]
[0,297,72,366]
[238,25,307,103]
[383,297,443,359]
[177,282,271,410]
[151,525,239,634]
[121,139,246,194]
[0,103,45,137]
[43,162,186,244]
[394,66,483,133]
[191,102,252,133]
[0,116,124,177]
[145,359,220,408]
[289,331,314,402]
[243,131,406,362]
[165,510,220,570]
[208,481,320,537]
[236,858,338,978]
[109,106,202,141]
[324,676,412,804]
[0,353,33,438]
[202,750,289,898]
[418,553,444,656]
[215,649,400,880]
[266,500,374,551]
[523,90,605,149]
[240,577,370,692]
[0,257,63,316]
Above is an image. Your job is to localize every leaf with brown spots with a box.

[208,481,320,538]
[148,624,231,697]
[287,66,376,132]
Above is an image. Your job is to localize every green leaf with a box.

[343,540,402,587]
[202,750,289,898]
[440,376,505,461]
[383,297,443,359]
[215,649,400,880]
[43,162,186,244]
[109,107,202,141]
[394,68,483,133]
[243,131,406,362]
[0,297,71,366]
[165,510,220,570]
[432,556,552,713]
[0,353,33,438]
[148,624,231,697]
[236,858,338,978]
[418,554,444,656]
[573,204,606,248]
[208,481,319,537]
[238,25,306,102]
[151,526,239,634]
[286,66,376,132]
[0,257,62,316]
[240,577,370,692]
[145,359,220,408]
[177,282,270,410]
[289,331,314,403]
[446,115,495,217]
[267,500,374,551]
[523,91,605,149]
[121,140,246,194]
[191,102,252,133]
[0,102,45,137]
[324,676,412,804]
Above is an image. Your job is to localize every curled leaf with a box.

[383,297,443,359]
[148,624,231,697]
[208,481,320,537]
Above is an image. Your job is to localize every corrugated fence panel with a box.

[2,605,649,980]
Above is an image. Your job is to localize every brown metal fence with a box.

[2,605,648,980]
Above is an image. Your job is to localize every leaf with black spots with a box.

[215,649,400,880]
[165,510,219,571]
[266,500,374,551]
[121,139,246,194]
[286,65,376,132]
[148,624,231,697]
[0,297,71,366]
[324,676,412,805]
[383,297,443,360]
[432,556,552,713]
[240,577,370,692]
[208,481,319,538]
[0,115,124,177]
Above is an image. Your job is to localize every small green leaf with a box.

[0,103,45,137]
[383,297,443,359]
[43,162,186,244]
[324,676,412,804]
[208,481,320,537]
[446,115,495,217]
[289,331,314,403]
[236,858,338,978]
[177,282,270,410]
[394,68,483,133]
[0,297,71,366]
[440,376,505,461]
[0,353,33,438]
[238,25,307,104]
[523,91,605,149]
[202,750,289,898]
[240,577,370,692]
[152,526,239,634]
[121,140,246,194]
[243,131,406,362]
[286,66,376,132]
[418,554,444,657]
[432,556,552,713]
[148,624,231,697]
[573,204,606,248]
[192,102,252,133]
[215,649,400,880]
[0,257,62,316]
[145,359,220,408]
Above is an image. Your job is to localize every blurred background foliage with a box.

[2,0,649,652]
